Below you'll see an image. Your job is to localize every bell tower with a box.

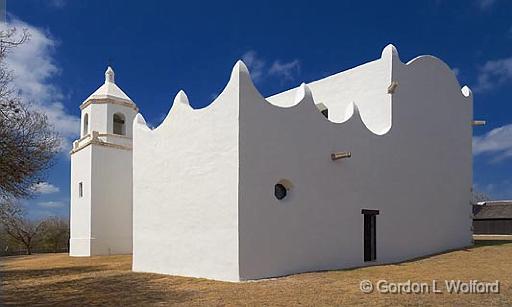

[70,66,138,256]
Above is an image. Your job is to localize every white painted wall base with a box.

[69,238,91,257]
[91,238,132,256]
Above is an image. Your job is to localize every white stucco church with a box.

[70,44,475,281]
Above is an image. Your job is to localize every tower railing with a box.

[72,131,132,152]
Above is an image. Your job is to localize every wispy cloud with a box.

[210,92,220,100]
[452,67,460,77]
[147,112,168,129]
[474,180,512,200]
[473,123,512,162]
[242,51,266,82]
[269,60,300,81]
[25,200,69,219]
[475,0,497,10]
[2,17,80,152]
[37,200,67,208]
[32,182,60,194]
[241,50,301,83]
[47,0,67,8]
[474,56,512,92]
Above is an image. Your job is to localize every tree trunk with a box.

[25,239,32,255]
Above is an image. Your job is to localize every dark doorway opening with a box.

[362,209,379,262]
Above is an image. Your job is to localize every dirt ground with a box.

[1,241,511,306]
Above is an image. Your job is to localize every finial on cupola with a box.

[105,66,115,84]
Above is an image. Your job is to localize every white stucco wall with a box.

[85,104,107,137]
[238,45,472,280]
[70,99,137,257]
[89,144,133,255]
[70,146,92,256]
[132,64,243,281]
[131,45,472,281]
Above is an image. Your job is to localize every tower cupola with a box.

[72,66,138,152]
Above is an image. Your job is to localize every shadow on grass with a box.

[1,270,195,305]
[472,240,512,247]
[0,266,107,280]
[392,240,512,266]
[314,240,512,273]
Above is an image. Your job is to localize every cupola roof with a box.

[82,66,135,105]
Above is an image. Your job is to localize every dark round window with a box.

[274,183,287,200]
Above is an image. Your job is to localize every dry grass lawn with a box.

[1,241,512,306]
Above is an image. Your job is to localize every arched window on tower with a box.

[83,113,89,136]
[113,113,126,135]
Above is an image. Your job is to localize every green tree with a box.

[39,216,69,252]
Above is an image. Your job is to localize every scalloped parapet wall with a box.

[134,44,472,137]
[132,44,473,282]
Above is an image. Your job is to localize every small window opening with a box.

[113,113,126,135]
[321,109,328,118]
[78,182,83,198]
[83,113,89,136]
[275,184,287,200]
[274,179,294,200]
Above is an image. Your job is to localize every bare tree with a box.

[0,202,43,255]
[0,28,61,199]
[472,188,491,205]
[39,216,69,252]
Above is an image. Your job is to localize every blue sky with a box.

[6,0,512,218]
